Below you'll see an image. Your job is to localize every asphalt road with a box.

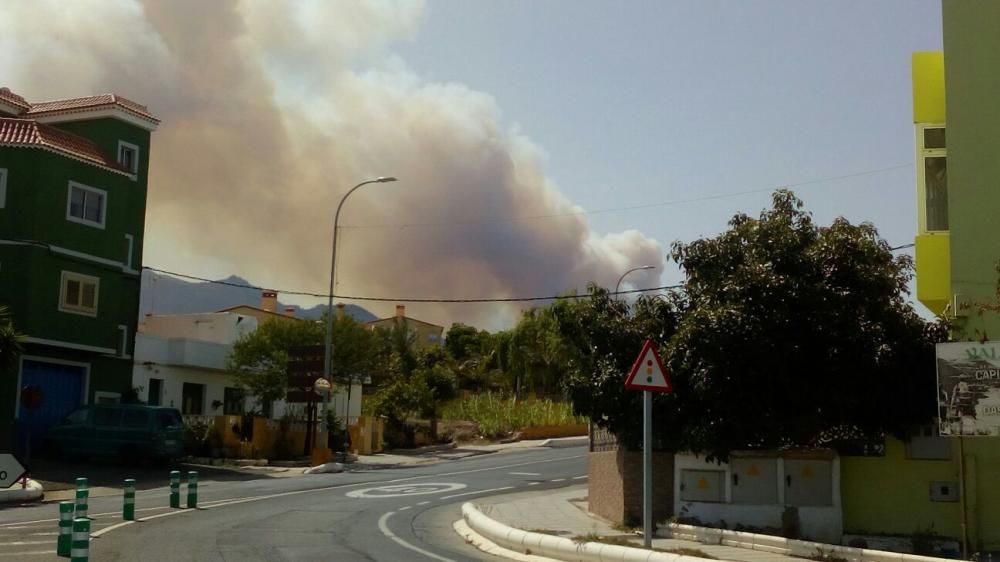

[0,445,587,561]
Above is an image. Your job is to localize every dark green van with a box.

[45,404,185,463]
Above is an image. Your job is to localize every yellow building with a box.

[365,305,443,350]
[216,290,303,324]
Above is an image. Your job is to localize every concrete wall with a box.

[942,0,1000,339]
[139,313,258,344]
[673,452,842,544]
[841,436,1000,553]
[588,449,674,525]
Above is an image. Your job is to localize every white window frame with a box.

[124,234,135,270]
[916,123,947,233]
[66,181,107,229]
[117,140,139,178]
[59,270,100,317]
[0,168,7,208]
[117,324,130,358]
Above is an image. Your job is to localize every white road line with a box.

[378,511,457,562]
[572,475,588,480]
[399,506,411,511]
[527,482,540,486]
[0,506,171,528]
[508,472,541,476]
[551,478,566,482]
[439,486,514,500]
[417,501,430,505]
[0,540,50,546]
[7,453,586,539]
[0,551,53,556]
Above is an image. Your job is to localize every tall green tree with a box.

[227,315,378,411]
[665,191,946,460]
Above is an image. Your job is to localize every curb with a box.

[539,436,588,448]
[453,518,559,561]
[663,524,957,562]
[0,479,44,504]
[461,502,711,562]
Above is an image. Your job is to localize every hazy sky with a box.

[393,0,943,314]
[2,0,946,327]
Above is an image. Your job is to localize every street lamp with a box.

[614,265,655,297]
[323,176,397,452]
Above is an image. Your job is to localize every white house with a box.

[132,312,361,422]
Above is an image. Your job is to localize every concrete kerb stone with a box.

[462,502,710,562]
[0,479,44,503]
[658,523,955,562]
[539,436,589,449]
[453,518,558,562]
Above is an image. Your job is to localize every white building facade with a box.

[132,313,361,421]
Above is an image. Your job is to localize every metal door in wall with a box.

[16,359,86,455]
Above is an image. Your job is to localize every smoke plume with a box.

[1,0,664,328]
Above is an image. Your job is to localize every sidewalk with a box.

[467,485,812,562]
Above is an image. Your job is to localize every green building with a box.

[0,87,158,452]
[841,2,1000,556]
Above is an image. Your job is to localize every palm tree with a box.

[0,306,22,376]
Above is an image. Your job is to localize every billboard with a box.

[937,341,1000,436]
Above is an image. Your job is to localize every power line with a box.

[339,163,912,230]
[143,266,680,303]
[144,241,916,303]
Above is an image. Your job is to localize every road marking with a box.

[551,478,566,482]
[0,551,53,556]
[439,486,514,500]
[417,501,430,505]
[399,506,411,511]
[508,472,540,476]
[347,483,467,499]
[572,475,588,480]
[0,540,50,546]
[378,511,457,562]
[9,453,586,538]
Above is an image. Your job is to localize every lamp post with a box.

[614,265,655,297]
[323,177,397,451]
[615,263,656,548]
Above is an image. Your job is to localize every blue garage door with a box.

[16,359,86,455]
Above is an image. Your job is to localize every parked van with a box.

[44,404,184,463]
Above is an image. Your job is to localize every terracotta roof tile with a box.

[0,87,30,111]
[25,93,159,123]
[0,118,130,174]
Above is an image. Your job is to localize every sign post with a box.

[624,339,673,548]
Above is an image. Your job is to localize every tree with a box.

[227,315,378,412]
[555,288,684,451]
[665,191,945,460]
[0,306,23,376]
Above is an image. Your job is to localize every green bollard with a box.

[186,471,198,508]
[123,479,136,520]
[70,518,90,562]
[74,478,88,519]
[169,470,180,508]
[57,501,73,557]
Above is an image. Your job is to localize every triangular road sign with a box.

[624,339,673,392]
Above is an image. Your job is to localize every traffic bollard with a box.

[74,478,88,519]
[123,479,136,520]
[70,518,90,562]
[169,470,180,508]
[57,501,73,557]
[186,471,198,508]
